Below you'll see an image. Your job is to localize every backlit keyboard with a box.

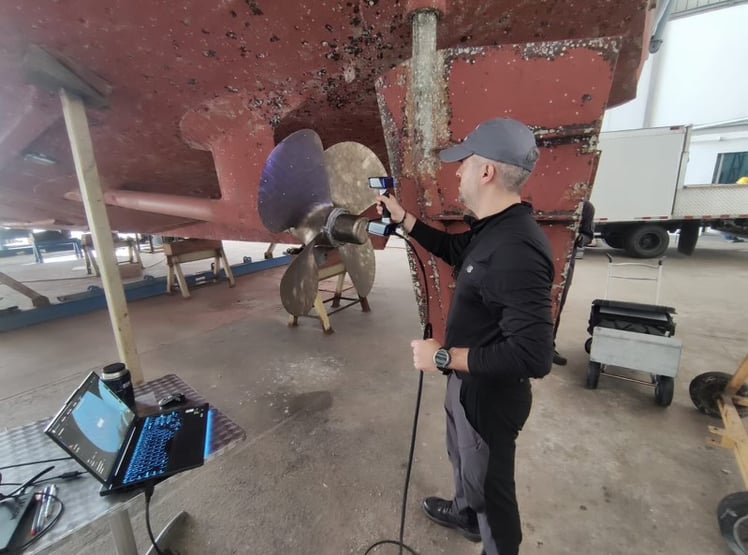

[123,412,183,484]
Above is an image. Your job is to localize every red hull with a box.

[0,1,653,239]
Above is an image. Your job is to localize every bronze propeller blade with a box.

[279,233,322,316]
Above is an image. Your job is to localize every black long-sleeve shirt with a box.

[409,202,554,383]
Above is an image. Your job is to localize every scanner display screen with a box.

[45,373,135,482]
[368,177,397,189]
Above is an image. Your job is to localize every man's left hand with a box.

[410,338,441,373]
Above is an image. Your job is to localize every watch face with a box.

[434,349,451,369]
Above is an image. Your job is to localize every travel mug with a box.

[101,362,136,409]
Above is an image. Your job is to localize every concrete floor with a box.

[1,232,747,555]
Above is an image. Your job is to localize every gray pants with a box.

[445,373,499,555]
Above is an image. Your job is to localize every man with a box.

[377,117,554,555]
[553,199,595,366]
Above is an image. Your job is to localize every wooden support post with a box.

[718,392,748,489]
[166,264,175,295]
[726,355,748,397]
[163,240,235,298]
[313,292,333,334]
[81,235,143,277]
[285,259,371,333]
[0,272,50,308]
[173,263,190,299]
[331,272,346,308]
[60,89,143,383]
[221,250,235,287]
[128,239,143,267]
[706,354,748,490]
[213,254,221,280]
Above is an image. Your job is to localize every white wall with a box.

[602,3,748,184]
[602,58,653,131]
[604,3,748,130]
[647,4,748,127]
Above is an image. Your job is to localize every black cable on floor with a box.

[144,483,167,555]
[364,367,425,555]
[365,232,432,555]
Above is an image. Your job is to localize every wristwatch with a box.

[433,348,452,370]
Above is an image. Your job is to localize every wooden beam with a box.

[719,394,748,488]
[0,272,50,308]
[60,89,143,383]
[726,354,748,396]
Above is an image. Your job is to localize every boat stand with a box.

[287,261,369,335]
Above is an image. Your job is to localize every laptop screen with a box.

[45,372,135,482]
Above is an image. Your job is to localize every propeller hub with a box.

[324,208,368,246]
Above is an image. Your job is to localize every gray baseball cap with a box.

[439,117,539,171]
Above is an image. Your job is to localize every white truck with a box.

[589,125,748,258]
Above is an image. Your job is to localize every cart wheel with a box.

[654,376,674,407]
[717,491,748,555]
[584,337,592,354]
[689,372,748,418]
[586,361,601,389]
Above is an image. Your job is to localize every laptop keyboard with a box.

[123,412,183,484]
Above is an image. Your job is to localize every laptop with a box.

[45,372,209,496]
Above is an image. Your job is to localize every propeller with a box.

[258,129,386,317]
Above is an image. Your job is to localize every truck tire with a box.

[602,231,624,249]
[623,224,669,258]
[677,221,700,255]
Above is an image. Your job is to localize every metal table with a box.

[0,374,246,554]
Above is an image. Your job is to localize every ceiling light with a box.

[23,152,57,166]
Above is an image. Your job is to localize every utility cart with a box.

[584,254,682,406]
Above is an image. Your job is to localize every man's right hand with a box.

[376,194,406,223]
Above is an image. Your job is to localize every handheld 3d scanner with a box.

[367,176,399,237]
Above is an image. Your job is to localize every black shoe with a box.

[553,349,567,366]
[422,497,481,542]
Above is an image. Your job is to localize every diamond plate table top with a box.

[0,373,245,553]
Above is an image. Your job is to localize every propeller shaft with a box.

[326,210,368,245]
